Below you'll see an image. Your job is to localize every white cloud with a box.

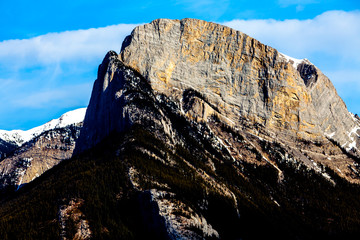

[0,23,139,129]
[0,23,139,69]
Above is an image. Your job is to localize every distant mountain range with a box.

[0,108,86,147]
[0,19,360,240]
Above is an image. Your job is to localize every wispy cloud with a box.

[277,0,319,12]
[11,83,93,109]
[0,24,139,68]
[0,23,139,129]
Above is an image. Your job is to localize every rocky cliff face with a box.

[120,18,359,153]
[70,18,360,239]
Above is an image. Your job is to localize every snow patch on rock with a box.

[346,125,360,151]
[279,52,307,69]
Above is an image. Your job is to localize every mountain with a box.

[0,108,86,191]
[78,18,360,183]
[0,108,86,147]
[1,19,360,240]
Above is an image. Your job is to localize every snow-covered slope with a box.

[0,108,86,146]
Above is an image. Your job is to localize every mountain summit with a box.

[77,18,360,183]
[2,19,360,240]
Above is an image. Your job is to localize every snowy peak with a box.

[31,108,87,135]
[0,108,86,146]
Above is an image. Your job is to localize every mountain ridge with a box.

[0,108,86,147]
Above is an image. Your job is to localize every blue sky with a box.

[0,0,359,130]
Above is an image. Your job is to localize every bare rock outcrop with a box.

[59,198,91,240]
[146,189,219,240]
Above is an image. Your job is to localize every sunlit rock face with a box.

[120,18,360,154]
